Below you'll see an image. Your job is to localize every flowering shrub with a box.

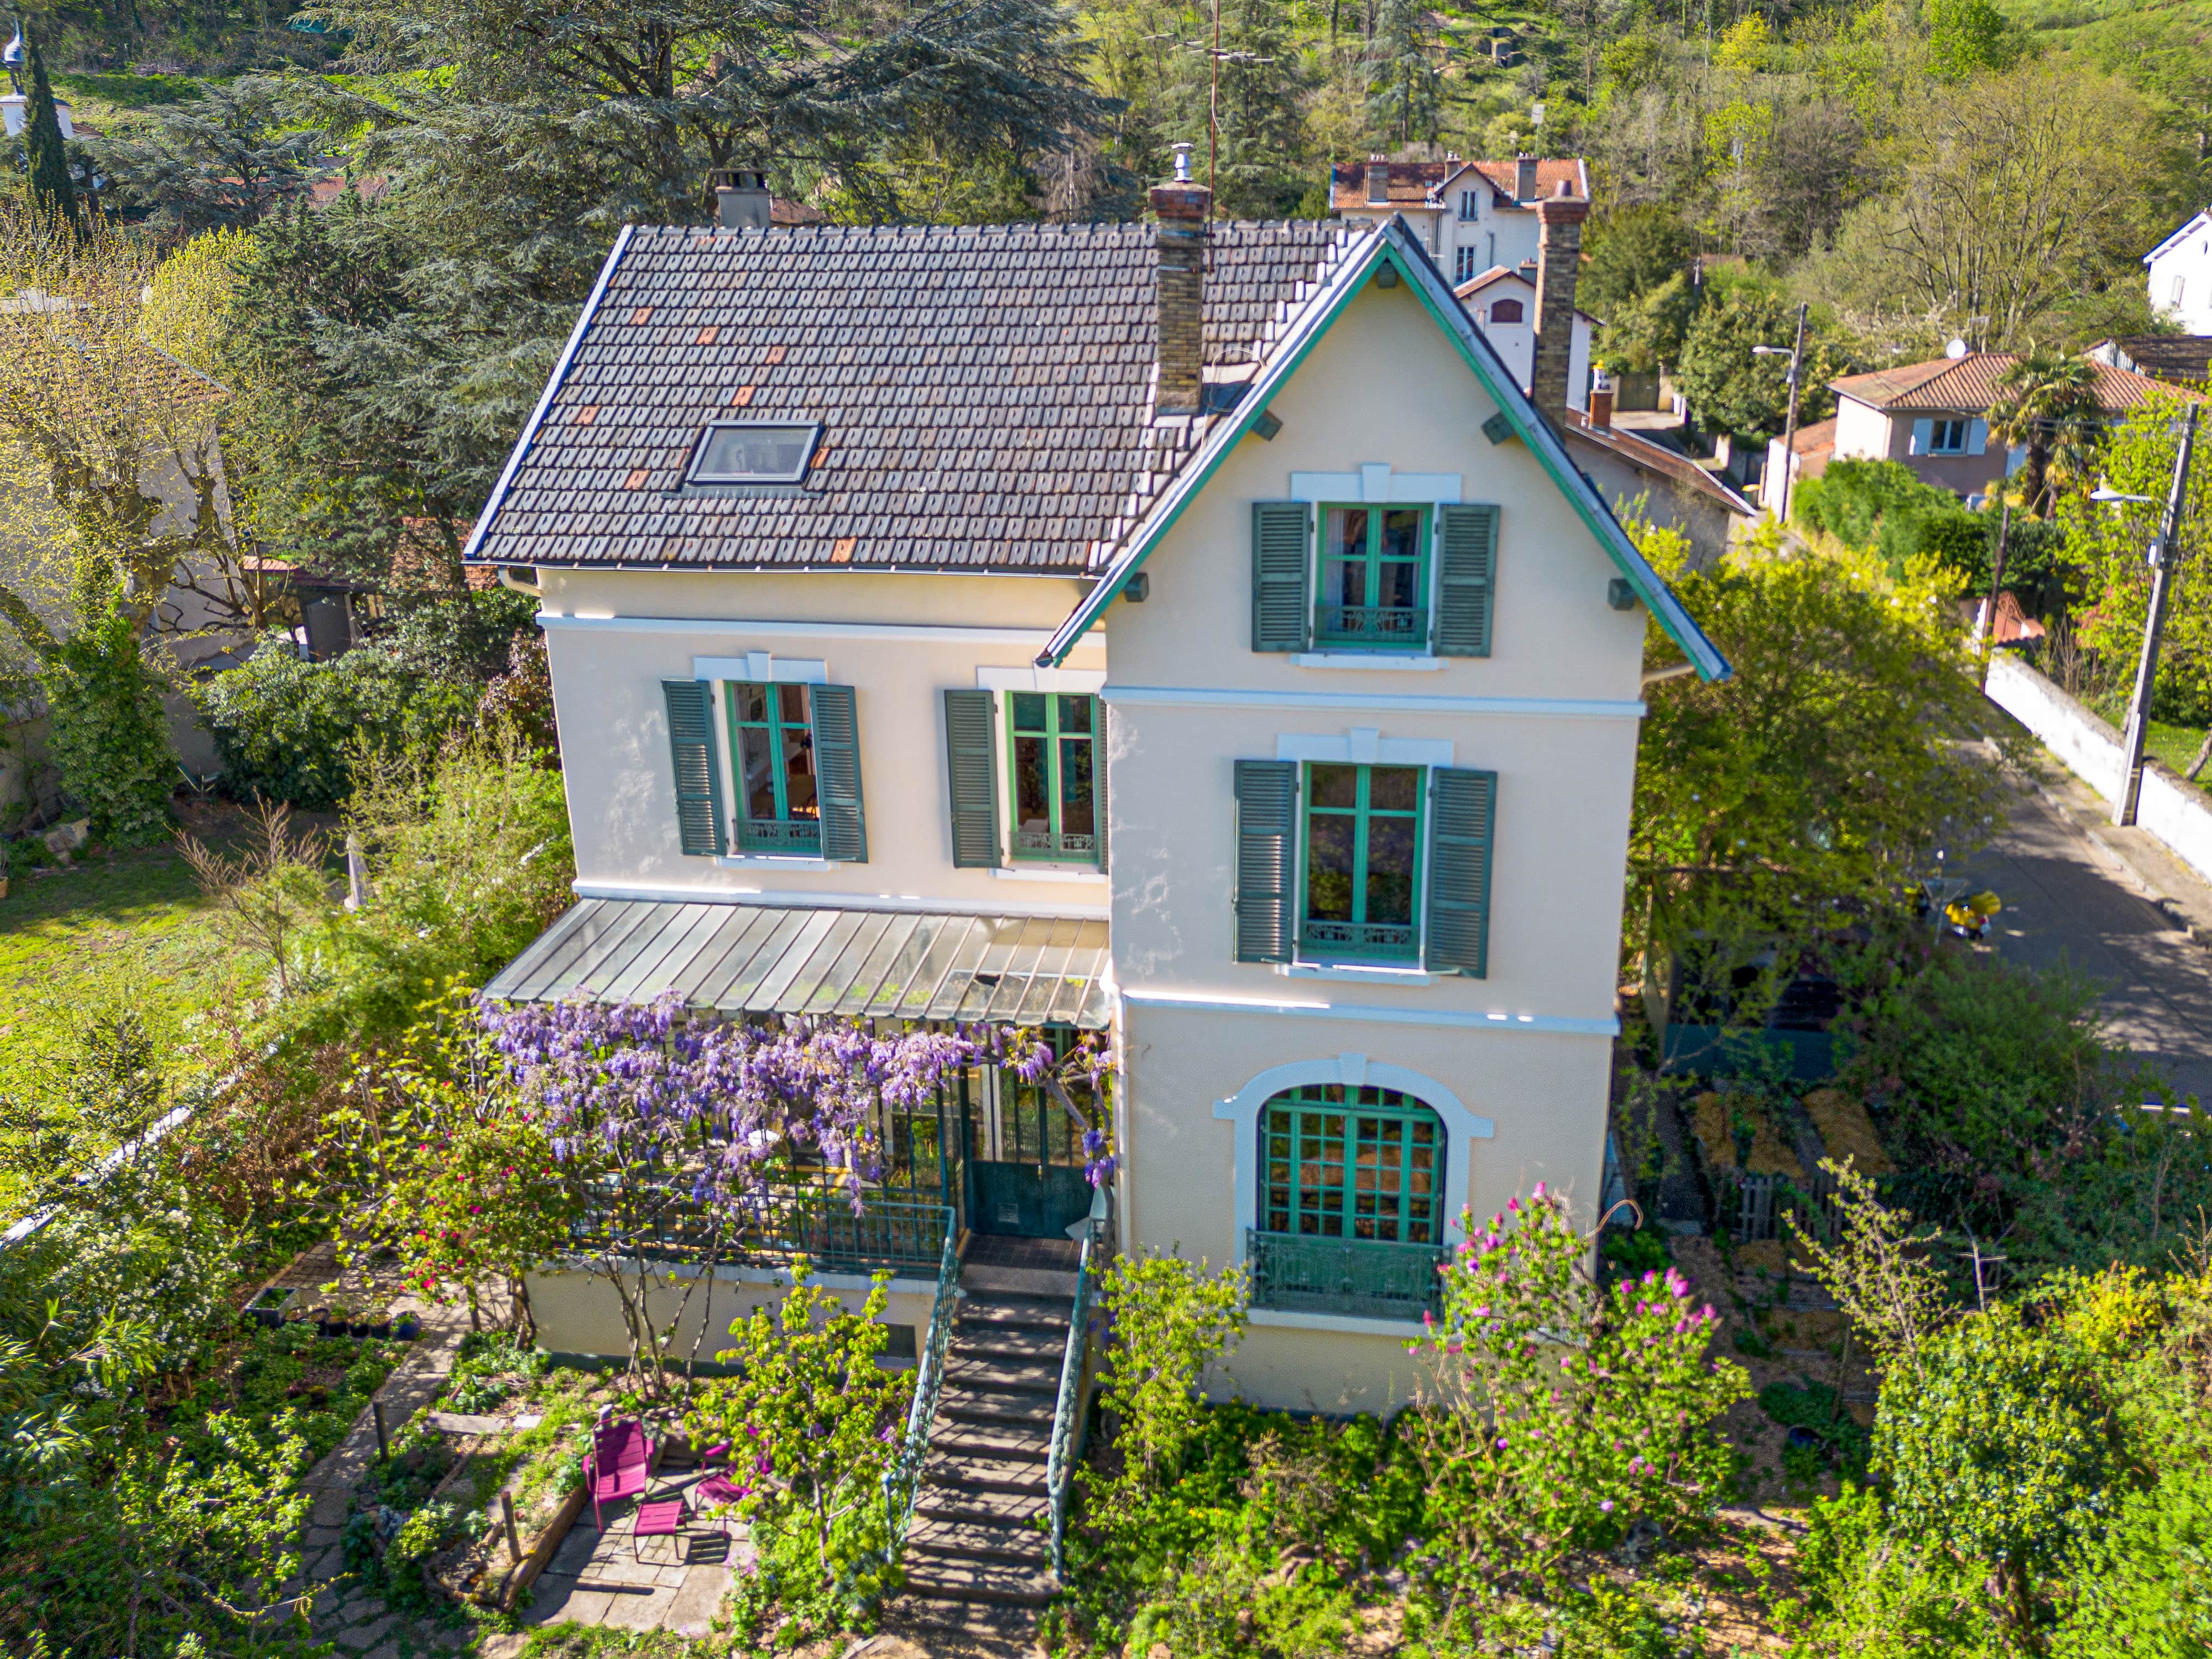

[1408,1184,1748,1584]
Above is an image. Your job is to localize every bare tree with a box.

[1788,1157,1956,1381]
[178,801,330,995]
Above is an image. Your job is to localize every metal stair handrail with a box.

[1045,1230,1095,1579]
[881,1214,961,1561]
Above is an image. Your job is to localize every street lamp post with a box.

[2094,402,2201,829]
[1752,301,1809,524]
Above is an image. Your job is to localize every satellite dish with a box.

[1945,337,1969,359]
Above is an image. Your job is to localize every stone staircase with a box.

[890,1244,1082,1647]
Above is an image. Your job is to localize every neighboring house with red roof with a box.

[1823,351,2182,503]
[1332,152,1590,285]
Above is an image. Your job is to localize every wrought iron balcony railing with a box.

[1246,1228,1449,1322]
[570,1194,954,1276]
[736,816,823,855]
[1013,827,1098,860]
[1299,919,1417,959]
[1314,604,1428,646]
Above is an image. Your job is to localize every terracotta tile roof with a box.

[468,220,1367,573]
[1829,352,2192,416]
[1330,156,1587,213]
[1791,416,1837,457]
[1564,417,1754,518]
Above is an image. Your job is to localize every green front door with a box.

[964,1046,1100,1239]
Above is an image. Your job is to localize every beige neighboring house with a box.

[1768,351,2180,511]
[464,182,1727,1434]
[1333,152,1590,285]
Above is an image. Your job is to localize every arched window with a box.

[1260,1083,1444,1246]
[1488,298,1525,325]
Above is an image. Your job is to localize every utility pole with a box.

[2105,403,2200,828]
[1208,0,1220,206]
[1752,301,1808,524]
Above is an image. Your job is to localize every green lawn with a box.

[0,832,244,1081]
[2145,721,2212,792]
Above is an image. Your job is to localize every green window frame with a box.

[725,682,821,854]
[1315,504,1430,650]
[1261,1084,1443,1244]
[1300,762,1423,961]
[1007,692,1099,864]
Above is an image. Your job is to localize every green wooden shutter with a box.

[942,688,1000,869]
[1251,501,1311,653]
[1233,759,1298,963]
[810,682,868,863]
[1426,768,1496,977]
[1092,698,1109,874]
[662,679,726,857]
[1434,503,1498,658]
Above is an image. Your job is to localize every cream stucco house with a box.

[466,176,1727,1436]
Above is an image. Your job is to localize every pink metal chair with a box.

[587,1417,655,1530]
[632,1495,688,1563]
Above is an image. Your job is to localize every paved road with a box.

[1957,762,2212,1105]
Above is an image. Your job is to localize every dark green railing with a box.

[1246,1228,1448,1322]
[571,1196,954,1276]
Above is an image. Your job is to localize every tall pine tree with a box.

[22,29,76,227]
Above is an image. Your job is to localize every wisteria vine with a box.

[476,992,1116,1218]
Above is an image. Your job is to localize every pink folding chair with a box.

[587,1417,655,1530]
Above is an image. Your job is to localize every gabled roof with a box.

[1829,352,2187,417]
[1453,265,1600,326]
[1035,216,1729,682]
[1331,156,1589,215]
[464,221,1360,573]
[2145,208,2212,267]
[1563,418,1754,520]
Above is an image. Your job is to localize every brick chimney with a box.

[1365,157,1389,206]
[713,168,772,230]
[1530,180,1589,428]
[1514,153,1538,203]
[1588,371,1614,430]
[1151,142,1211,416]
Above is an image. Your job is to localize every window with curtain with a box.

[1261,1084,1443,1244]
[1008,692,1099,863]
[726,682,820,853]
[1316,505,1428,649]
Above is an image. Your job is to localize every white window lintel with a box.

[693,653,827,685]
[975,665,1109,694]
[1276,731,1455,768]
[1290,468,1463,505]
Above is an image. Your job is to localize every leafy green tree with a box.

[21,30,76,228]
[90,77,320,232]
[1581,203,1696,324]
[37,589,176,844]
[1365,0,1439,146]
[685,1263,912,1585]
[1627,533,2006,1015]
[1670,284,1840,441]
[1926,0,2029,84]
[2064,388,2212,728]
[1092,1249,1249,1493]
[1875,1306,2113,1637]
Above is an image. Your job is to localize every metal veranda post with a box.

[2115,404,2200,827]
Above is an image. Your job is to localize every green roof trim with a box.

[1036,217,1731,684]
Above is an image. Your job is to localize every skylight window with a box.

[687,421,821,486]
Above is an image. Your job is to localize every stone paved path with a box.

[513,1463,743,1636]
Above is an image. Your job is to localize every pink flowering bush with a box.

[1408,1184,1748,1582]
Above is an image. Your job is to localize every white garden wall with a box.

[1985,650,2212,890]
